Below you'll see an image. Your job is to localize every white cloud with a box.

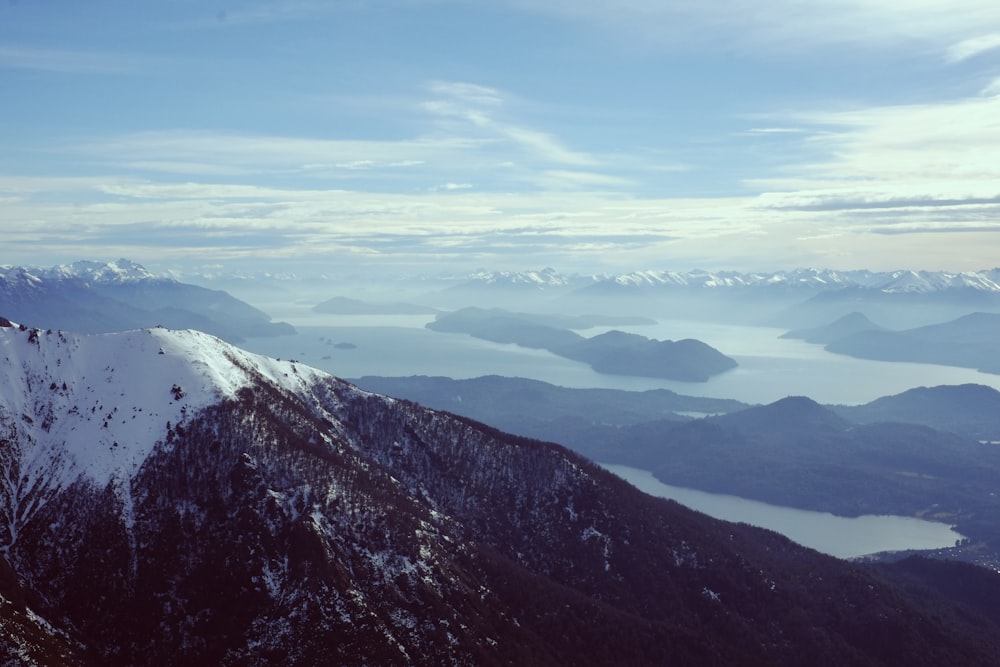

[499,126,597,167]
[334,160,377,171]
[96,182,326,201]
[945,33,1000,63]
[196,0,447,26]
[507,0,1000,55]
[427,81,504,107]
[752,92,1000,200]
[536,170,634,189]
[745,128,806,135]
[0,44,142,73]
[983,77,1000,96]
[78,76,609,183]
[421,81,599,167]
[77,130,484,177]
[3,163,996,273]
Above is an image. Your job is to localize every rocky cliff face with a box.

[1,320,998,665]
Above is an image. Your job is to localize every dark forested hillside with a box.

[350,376,1000,567]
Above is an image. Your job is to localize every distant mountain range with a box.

[185,264,1000,326]
[352,375,1000,445]
[445,268,1000,326]
[7,321,1000,663]
[783,311,1000,374]
[445,267,1000,294]
[0,259,295,343]
[181,264,1000,296]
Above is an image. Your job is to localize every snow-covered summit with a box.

[598,268,1000,293]
[448,267,1000,294]
[459,267,586,288]
[0,321,332,496]
[0,259,165,292]
[867,270,1000,293]
[47,258,162,284]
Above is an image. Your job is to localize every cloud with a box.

[71,81,613,194]
[745,128,807,135]
[506,0,1000,55]
[0,44,142,74]
[193,0,446,26]
[759,192,1000,213]
[96,182,323,201]
[334,160,377,171]
[427,81,504,108]
[8,35,999,276]
[4,163,996,274]
[751,91,1000,198]
[945,33,1000,63]
[536,170,634,190]
[77,130,483,178]
[421,81,599,167]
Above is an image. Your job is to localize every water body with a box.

[601,464,965,559]
[241,314,1000,406]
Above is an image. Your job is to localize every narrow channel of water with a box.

[601,463,965,559]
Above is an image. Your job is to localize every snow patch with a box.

[0,324,345,550]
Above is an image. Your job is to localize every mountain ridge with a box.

[446,267,1000,294]
[0,260,295,343]
[4,320,1000,664]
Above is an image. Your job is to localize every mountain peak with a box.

[0,324,322,493]
[717,395,850,433]
[57,258,162,284]
[780,311,882,344]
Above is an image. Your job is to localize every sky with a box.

[3,0,1000,278]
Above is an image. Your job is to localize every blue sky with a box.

[3,0,1000,277]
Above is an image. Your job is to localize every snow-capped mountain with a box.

[0,318,315,511]
[2,318,1000,665]
[447,267,1000,294]
[456,267,583,288]
[44,258,161,284]
[0,260,295,343]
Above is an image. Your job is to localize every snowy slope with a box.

[0,320,331,552]
[45,258,159,284]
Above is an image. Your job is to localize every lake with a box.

[238,308,980,558]
[240,312,1000,406]
[601,463,965,559]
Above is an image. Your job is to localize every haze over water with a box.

[241,311,1000,406]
